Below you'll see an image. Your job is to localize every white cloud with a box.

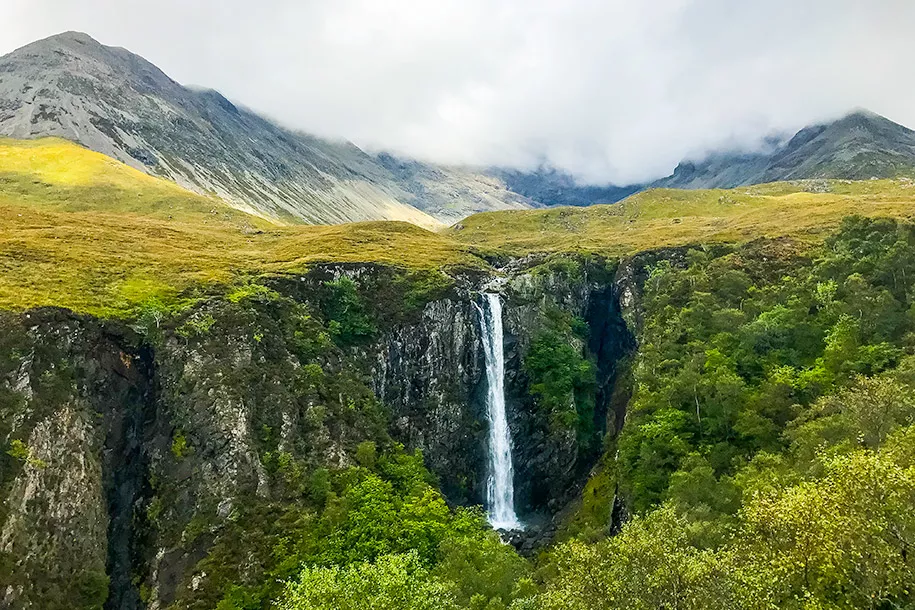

[3,0,915,183]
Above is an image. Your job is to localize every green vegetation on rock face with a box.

[320,278,378,345]
[188,449,530,610]
[524,308,597,445]
[114,282,533,610]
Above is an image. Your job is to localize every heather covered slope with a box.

[6,136,915,319]
[7,135,915,317]
[451,179,915,256]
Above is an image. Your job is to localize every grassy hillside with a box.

[451,179,915,256]
[5,137,915,318]
[0,138,480,316]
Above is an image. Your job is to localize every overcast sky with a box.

[3,0,914,184]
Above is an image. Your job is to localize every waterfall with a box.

[477,293,523,530]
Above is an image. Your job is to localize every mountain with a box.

[498,110,915,202]
[654,110,915,189]
[760,110,915,181]
[488,166,641,207]
[0,32,532,226]
[5,33,915,228]
[375,152,534,224]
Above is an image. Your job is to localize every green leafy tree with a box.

[279,552,459,610]
[539,506,737,610]
[321,277,376,345]
[524,312,597,444]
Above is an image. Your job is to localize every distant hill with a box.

[0,32,532,226]
[450,179,915,256]
[497,111,915,204]
[488,166,641,207]
[654,110,915,189]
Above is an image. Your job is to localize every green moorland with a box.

[6,137,915,319]
[450,179,915,256]
[0,138,480,316]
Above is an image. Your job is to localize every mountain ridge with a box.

[498,110,915,205]
[652,109,915,189]
[0,31,533,226]
[4,32,915,223]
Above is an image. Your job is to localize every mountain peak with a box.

[843,107,881,119]
[14,30,107,57]
[46,30,100,44]
[0,32,533,226]
[838,108,914,135]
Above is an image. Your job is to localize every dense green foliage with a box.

[529,217,915,609]
[320,277,378,345]
[205,450,533,610]
[279,552,456,610]
[621,217,915,512]
[524,308,597,445]
[538,385,915,609]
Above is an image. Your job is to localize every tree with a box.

[539,506,737,610]
[279,552,459,610]
[737,446,915,608]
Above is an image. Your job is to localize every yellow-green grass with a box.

[0,138,481,317]
[7,136,915,319]
[450,179,915,256]
[0,137,272,226]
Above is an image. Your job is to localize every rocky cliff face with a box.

[295,257,636,519]
[0,255,643,608]
[0,309,153,609]
[500,259,635,519]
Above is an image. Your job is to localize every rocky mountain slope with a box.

[654,110,915,189]
[488,166,642,207]
[0,32,533,226]
[6,32,913,224]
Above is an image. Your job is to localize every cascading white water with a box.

[477,293,523,530]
